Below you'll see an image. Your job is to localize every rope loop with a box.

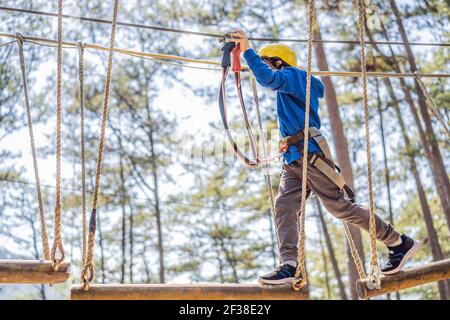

[81,230,96,290]
[292,277,308,291]
[77,40,85,57]
[81,263,95,291]
[367,263,382,289]
[51,237,65,271]
[15,32,24,47]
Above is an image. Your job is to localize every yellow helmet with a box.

[258,43,297,67]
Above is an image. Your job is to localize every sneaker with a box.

[381,234,421,275]
[258,263,297,285]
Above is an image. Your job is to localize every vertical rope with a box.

[250,74,280,251]
[414,71,449,135]
[292,0,315,291]
[15,33,51,261]
[81,0,120,291]
[356,0,381,288]
[77,41,87,265]
[50,0,65,271]
[343,222,367,280]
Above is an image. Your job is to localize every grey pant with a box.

[275,158,400,264]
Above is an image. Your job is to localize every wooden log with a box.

[356,258,450,299]
[71,283,309,300]
[0,259,71,284]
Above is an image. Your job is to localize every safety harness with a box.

[280,127,356,201]
[219,41,355,202]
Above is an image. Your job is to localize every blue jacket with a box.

[243,48,325,164]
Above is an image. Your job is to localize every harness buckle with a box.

[309,153,318,165]
[218,32,233,44]
[279,136,290,154]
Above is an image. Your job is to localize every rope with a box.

[0,39,16,47]
[0,32,232,68]
[356,0,381,288]
[414,72,450,135]
[50,0,65,271]
[292,0,315,291]
[15,33,51,261]
[1,6,449,47]
[250,79,283,164]
[2,32,449,78]
[136,55,221,71]
[343,222,367,280]
[81,0,120,291]
[77,41,87,266]
[250,74,280,248]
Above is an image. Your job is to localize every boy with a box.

[229,30,421,285]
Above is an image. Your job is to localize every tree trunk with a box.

[384,78,449,299]
[217,234,240,283]
[315,197,348,300]
[389,0,450,230]
[71,160,78,265]
[142,239,151,283]
[97,209,106,284]
[28,196,46,300]
[375,80,394,227]
[128,200,134,283]
[217,251,225,284]
[313,8,365,299]
[119,151,127,284]
[375,78,400,300]
[150,126,165,284]
[365,14,450,233]
[144,88,165,284]
[316,209,331,299]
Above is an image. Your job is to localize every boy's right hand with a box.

[228,29,250,52]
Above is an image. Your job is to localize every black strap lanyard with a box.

[218,42,261,169]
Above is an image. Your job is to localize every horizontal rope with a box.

[2,32,449,78]
[125,51,221,71]
[0,39,16,47]
[0,32,224,66]
[1,6,449,47]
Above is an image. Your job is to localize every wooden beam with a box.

[0,259,71,284]
[71,283,309,300]
[356,258,450,299]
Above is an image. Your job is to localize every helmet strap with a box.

[262,57,288,70]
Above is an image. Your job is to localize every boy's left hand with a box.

[229,29,250,52]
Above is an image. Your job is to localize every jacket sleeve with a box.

[243,49,298,95]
